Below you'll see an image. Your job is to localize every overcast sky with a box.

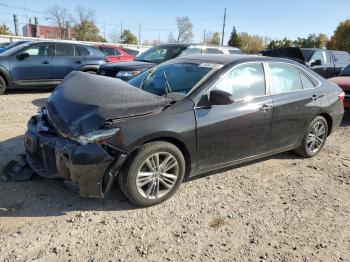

[0,0,349,43]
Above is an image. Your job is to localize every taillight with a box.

[338,91,345,101]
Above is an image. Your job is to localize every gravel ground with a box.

[0,90,349,262]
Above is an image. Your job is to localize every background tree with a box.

[46,5,70,39]
[328,19,350,52]
[175,16,193,43]
[267,37,293,49]
[293,33,329,48]
[167,32,176,43]
[73,6,106,42]
[120,29,138,45]
[207,32,221,45]
[0,24,11,35]
[239,33,264,54]
[227,27,242,48]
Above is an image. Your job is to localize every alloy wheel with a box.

[136,152,179,199]
[306,121,326,153]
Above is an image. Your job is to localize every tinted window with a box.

[76,46,91,56]
[136,46,186,63]
[213,63,265,100]
[100,47,121,56]
[300,73,315,89]
[310,51,325,64]
[228,49,242,54]
[333,51,350,63]
[179,47,202,57]
[269,63,302,94]
[55,44,75,56]
[340,64,350,76]
[141,63,212,96]
[204,48,224,54]
[21,43,49,56]
[122,48,139,56]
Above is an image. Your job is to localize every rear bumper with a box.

[25,115,127,198]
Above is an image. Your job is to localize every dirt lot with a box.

[0,91,349,262]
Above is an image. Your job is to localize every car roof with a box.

[170,54,297,65]
[155,43,240,50]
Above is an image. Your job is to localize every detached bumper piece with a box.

[25,114,127,198]
[2,155,35,182]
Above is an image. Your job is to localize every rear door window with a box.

[300,73,316,89]
[179,47,202,57]
[76,46,91,56]
[55,44,75,56]
[269,63,303,94]
[100,47,119,56]
[204,48,224,54]
[333,51,350,63]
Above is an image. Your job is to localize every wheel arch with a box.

[78,64,100,73]
[129,136,192,179]
[0,66,12,87]
[319,113,333,136]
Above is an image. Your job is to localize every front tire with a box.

[119,141,185,207]
[294,116,328,158]
[0,76,6,95]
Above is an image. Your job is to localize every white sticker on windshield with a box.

[198,63,223,69]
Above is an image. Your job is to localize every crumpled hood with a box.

[261,47,306,64]
[47,71,171,137]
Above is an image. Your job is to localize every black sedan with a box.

[24,55,344,207]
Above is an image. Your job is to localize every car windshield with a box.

[136,45,187,63]
[0,42,31,56]
[128,62,216,97]
[339,64,350,76]
[4,41,28,50]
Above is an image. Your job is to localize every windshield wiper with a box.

[163,71,172,95]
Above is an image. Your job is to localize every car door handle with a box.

[42,61,49,64]
[311,95,320,101]
[74,60,82,64]
[259,104,273,112]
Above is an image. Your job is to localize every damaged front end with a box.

[25,108,127,198]
[18,71,171,198]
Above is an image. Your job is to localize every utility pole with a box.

[221,8,226,46]
[13,14,19,36]
[203,29,206,44]
[103,22,106,40]
[120,18,123,42]
[158,34,161,43]
[138,23,141,46]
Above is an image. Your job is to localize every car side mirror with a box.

[208,89,234,106]
[311,59,322,67]
[17,52,29,60]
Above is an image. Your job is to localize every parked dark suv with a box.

[97,43,242,81]
[0,41,107,94]
[261,47,350,78]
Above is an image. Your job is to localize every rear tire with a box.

[294,116,328,158]
[0,75,6,95]
[119,141,185,207]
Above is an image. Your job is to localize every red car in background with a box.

[95,45,135,62]
[329,64,350,109]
